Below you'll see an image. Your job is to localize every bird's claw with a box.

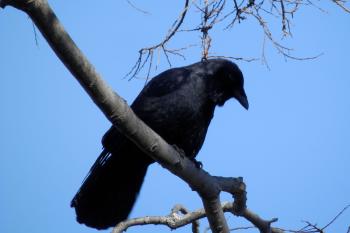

[171,145,202,168]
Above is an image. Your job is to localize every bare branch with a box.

[31,21,39,46]
[127,0,190,80]
[199,0,228,59]
[268,204,350,233]
[112,204,201,233]
[171,204,200,233]
[239,208,283,233]
[208,55,258,62]
[125,0,350,75]
[321,204,350,231]
[280,0,288,36]
[124,0,350,75]
[333,0,350,13]
[247,5,323,64]
[125,0,150,15]
[113,202,283,233]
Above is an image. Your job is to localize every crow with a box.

[71,59,249,229]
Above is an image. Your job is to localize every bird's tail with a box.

[71,148,150,229]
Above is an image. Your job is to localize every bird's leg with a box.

[172,145,203,169]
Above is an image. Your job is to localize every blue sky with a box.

[0,1,349,233]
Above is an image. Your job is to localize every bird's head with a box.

[205,59,249,110]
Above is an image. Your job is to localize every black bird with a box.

[71,59,249,229]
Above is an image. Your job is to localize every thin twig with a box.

[126,0,150,15]
[126,0,349,76]
[31,21,39,46]
[333,0,350,13]
[126,0,190,80]
[321,204,350,231]
[208,55,258,62]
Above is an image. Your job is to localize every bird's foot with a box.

[190,158,203,169]
[171,145,202,168]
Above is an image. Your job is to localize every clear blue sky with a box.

[0,1,349,233]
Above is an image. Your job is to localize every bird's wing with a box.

[136,67,191,99]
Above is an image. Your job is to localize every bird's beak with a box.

[235,89,249,110]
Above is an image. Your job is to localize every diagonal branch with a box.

[321,204,350,231]
[333,0,350,13]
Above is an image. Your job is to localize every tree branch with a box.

[126,0,190,80]
[113,202,283,233]
[114,203,350,233]
[321,204,350,231]
[112,204,200,233]
[333,0,350,13]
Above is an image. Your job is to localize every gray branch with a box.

[113,202,284,233]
